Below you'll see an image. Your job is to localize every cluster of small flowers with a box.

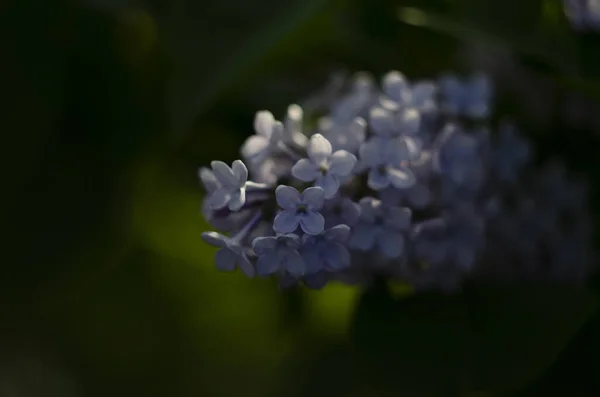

[564,0,600,31]
[199,70,594,291]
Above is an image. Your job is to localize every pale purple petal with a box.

[198,168,220,193]
[274,210,300,233]
[252,236,278,255]
[395,108,420,136]
[340,199,361,225]
[257,254,280,276]
[283,250,306,277]
[302,245,322,274]
[228,189,245,211]
[323,224,351,242]
[301,187,325,210]
[384,137,413,164]
[387,167,416,189]
[323,242,351,271]
[382,70,409,102]
[369,107,394,137]
[408,184,431,208]
[276,185,301,210]
[307,134,332,165]
[208,188,231,210]
[237,255,255,278]
[377,232,404,259]
[299,212,325,235]
[412,82,437,109]
[215,248,237,271]
[291,159,320,182]
[211,161,238,187]
[367,168,390,190]
[201,231,228,248]
[241,135,270,163]
[386,207,412,230]
[280,234,302,249]
[349,224,378,251]
[329,150,357,176]
[231,160,248,186]
[254,111,275,136]
[315,173,340,199]
[359,138,385,167]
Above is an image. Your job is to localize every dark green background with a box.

[2,0,600,395]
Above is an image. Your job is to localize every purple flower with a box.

[359,136,420,190]
[439,73,492,119]
[252,234,305,277]
[301,225,352,274]
[206,160,249,211]
[241,111,283,164]
[273,186,325,235]
[291,134,357,198]
[202,231,255,277]
[369,106,421,139]
[349,197,412,259]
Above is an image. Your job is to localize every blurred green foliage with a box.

[2,0,600,396]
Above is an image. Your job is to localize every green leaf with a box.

[397,6,578,75]
[350,282,597,396]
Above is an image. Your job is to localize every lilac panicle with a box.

[198,69,594,291]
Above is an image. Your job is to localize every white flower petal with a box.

[241,135,270,163]
[228,189,245,211]
[274,210,300,233]
[307,134,332,165]
[231,160,248,186]
[329,150,357,176]
[254,111,275,136]
[382,70,409,102]
[275,185,301,210]
[291,159,320,182]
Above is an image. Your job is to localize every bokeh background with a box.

[3,0,600,395]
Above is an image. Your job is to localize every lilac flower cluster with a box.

[199,70,594,291]
[564,0,600,30]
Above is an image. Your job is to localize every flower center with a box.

[319,164,329,174]
[297,204,308,214]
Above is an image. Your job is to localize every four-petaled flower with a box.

[349,197,412,258]
[380,70,438,114]
[202,231,255,277]
[241,111,283,164]
[359,136,420,190]
[301,224,352,274]
[439,73,492,119]
[252,234,305,277]
[291,134,357,198]
[207,160,249,211]
[273,185,326,235]
[369,106,421,139]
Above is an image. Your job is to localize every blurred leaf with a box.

[397,6,577,74]
[350,282,596,396]
[161,0,331,144]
